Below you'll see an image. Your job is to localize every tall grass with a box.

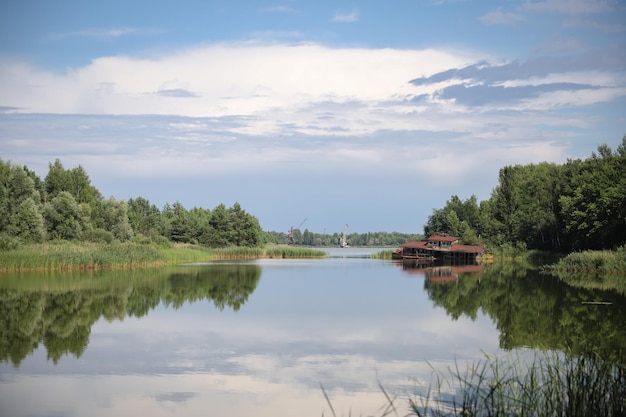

[0,241,165,271]
[409,351,626,417]
[0,242,326,272]
[542,247,626,295]
[264,245,326,258]
[321,352,626,417]
[205,246,264,260]
[543,247,626,274]
[370,250,394,260]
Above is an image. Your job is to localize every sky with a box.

[1,0,625,234]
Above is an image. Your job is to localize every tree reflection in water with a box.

[399,260,626,366]
[0,264,261,366]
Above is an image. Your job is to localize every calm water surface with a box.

[1,248,624,417]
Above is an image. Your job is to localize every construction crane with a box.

[340,224,349,248]
[288,218,307,245]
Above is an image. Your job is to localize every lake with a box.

[1,248,625,417]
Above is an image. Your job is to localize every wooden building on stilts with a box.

[392,234,484,263]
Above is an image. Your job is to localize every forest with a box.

[0,136,624,253]
[423,136,626,253]
[0,158,264,249]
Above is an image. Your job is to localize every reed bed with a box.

[0,242,326,272]
[205,246,265,260]
[543,247,626,274]
[541,247,626,295]
[409,351,626,417]
[0,241,167,271]
[370,250,394,260]
[263,245,326,258]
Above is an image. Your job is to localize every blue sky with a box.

[1,0,625,234]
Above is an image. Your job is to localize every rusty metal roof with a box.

[427,234,459,242]
[400,240,427,248]
[399,238,484,254]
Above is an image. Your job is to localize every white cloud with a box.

[332,10,360,23]
[479,9,525,25]
[48,27,144,40]
[523,0,614,15]
[0,42,472,133]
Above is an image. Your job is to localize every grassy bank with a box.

[543,247,626,274]
[541,247,626,295]
[0,242,326,272]
[409,351,625,417]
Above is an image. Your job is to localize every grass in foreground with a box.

[412,351,625,417]
[321,352,625,417]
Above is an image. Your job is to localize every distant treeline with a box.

[424,136,626,253]
[265,230,423,247]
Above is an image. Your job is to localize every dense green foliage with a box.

[0,158,263,249]
[423,136,626,252]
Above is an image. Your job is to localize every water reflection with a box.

[400,260,626,364]
[0,264,261,366]
[1,258,625,417]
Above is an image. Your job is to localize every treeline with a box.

[265,230,423,247]
[424,136,626,252]
[0,159,263,249]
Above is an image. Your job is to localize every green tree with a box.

[207,203,232,247]
[0,159,12,231]
[168,201,190,243]
[128,196,162,238]
[102,197,133,241]
[560,139,626,250]
[489,166,522,243]
[1,165,43,239]
[7,198,45,242]
[424,195,481,243]
[44,159,72,200]
[44,191,83,240]
[302,229,314,246]
[69,165,101,205]
[229,202,262,247]
[6,164,41,208]
[493,163,565,250]
[45,159,103,228]
[187,206,212,244]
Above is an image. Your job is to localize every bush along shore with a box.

[541,247,626,295]
[542,246,626,275]
[0,242,326,272]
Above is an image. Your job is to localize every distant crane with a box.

[288,218,307,245]
[340,224,349,248]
